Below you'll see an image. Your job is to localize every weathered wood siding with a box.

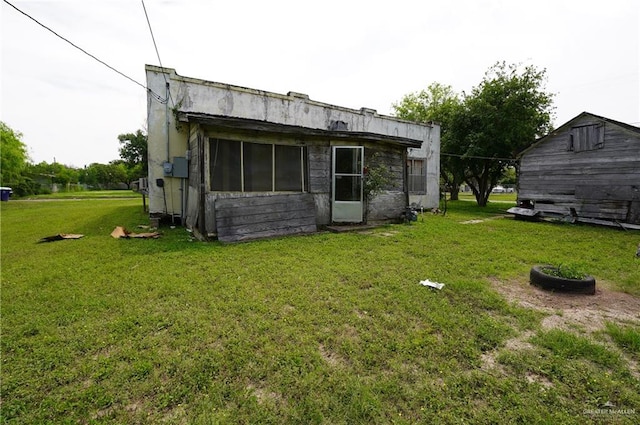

[364,142,407,222]
[519,114,640,224]
[185,125,201,230]
[215,193,317,242]
[307,144,331,225]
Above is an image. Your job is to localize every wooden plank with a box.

[215,193,317,242]
[575,185,640,201]
[215,193,313,210]
[628,201,640,224]
[222,225,318,242]
[218,217,317,237]
[217,209,316,226]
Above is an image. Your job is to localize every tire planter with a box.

[530,265,596,295]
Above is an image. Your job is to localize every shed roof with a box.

[518,111,640,158]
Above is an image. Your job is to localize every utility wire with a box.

[141,0,174,106]
[3,0,167,103]
[441,152,517,161]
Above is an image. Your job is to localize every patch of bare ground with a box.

[319,343,347,368]
[483,277,640,378]
[490,277,640,331]
[246,382,283,406]
[460,215,510,224]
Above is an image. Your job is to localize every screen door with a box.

[332,146,364,223]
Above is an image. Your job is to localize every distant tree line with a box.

[0,122,147,197]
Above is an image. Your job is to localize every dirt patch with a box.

[246,383,283,406]
[489,277,640,332]
[525,371,553,388]
[460,215,509,224]
[319,344,345,367]
[482,277,640,378]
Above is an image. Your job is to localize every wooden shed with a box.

[512,112,640,228]
[145,66,440,242]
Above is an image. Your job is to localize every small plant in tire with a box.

[539,264,587,280]
[530,264,596,295]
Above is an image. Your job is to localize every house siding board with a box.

[518,113,640,224]
[215,193,317,242]
[368,192,406,222]
[364,143,405,192]
[307,145,331,194]
[185,126,201,229]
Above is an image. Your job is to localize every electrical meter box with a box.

[172,157,188,178]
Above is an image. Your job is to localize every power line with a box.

[3,0,166,103]
[141,0,174,106]
[441,152,517,161]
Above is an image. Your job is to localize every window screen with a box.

[275,145,303,191]
[408,159,426,193]
[211,139,241,191]
[243,143,272,191]
[210,139,307,193]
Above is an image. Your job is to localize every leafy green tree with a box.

[393,83,464,199]
[118,130,148,178]
[499,166,517,186]
[29,161,80,188]
[110,159,141,189]
[80,163,123,189]
[450,62,554,206]
[0,121,29,186]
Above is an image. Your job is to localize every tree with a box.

[0,121,29,186]
[450,62,554,206]
[118,129,148,178]
[29,161,79,188]
[109,160,137,189]
[80,162,126,189]
[393,83,465,199]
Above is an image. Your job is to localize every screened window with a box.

[210,139,307,192]
[568,124,604,152]
[243,143,272,191]
[407,159,426,193]
[275,145,304,191]
[211,139,241,191]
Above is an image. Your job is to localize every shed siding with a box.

[518,114,640,224]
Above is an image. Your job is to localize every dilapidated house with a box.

[513,112,640,228]
[145,66,440,241]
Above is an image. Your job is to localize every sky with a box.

[1,0,639,168]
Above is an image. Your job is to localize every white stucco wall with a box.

[145,65,441,217]
[408,124,441,208]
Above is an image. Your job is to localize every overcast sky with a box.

[2,0,639,167]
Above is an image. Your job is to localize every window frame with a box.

[567,123,605,152]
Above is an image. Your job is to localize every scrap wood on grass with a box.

[38,234,84,243]
[110,226,160,239]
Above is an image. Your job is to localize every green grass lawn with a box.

[18,189,140,200]
[456,192,517,203]
[1,199,639,424]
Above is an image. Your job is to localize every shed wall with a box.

[518,115,640,223]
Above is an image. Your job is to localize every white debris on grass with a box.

[419,279,445,290]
